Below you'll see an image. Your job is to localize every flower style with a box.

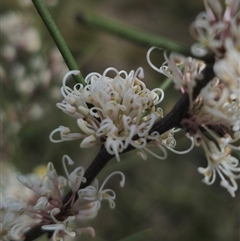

[0,155,125,240]
[50,67,180,161]
[190,0,240,58]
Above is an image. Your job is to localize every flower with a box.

[197,134,240,197]
[0,155,125,240]
[147,48,206,101]
[50,67,183,161]
[147,38,240,197]
[214,39,240,98]
[190,0,240,58]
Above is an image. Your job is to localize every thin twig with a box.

[76,12,191,55]
[32,0,85,84]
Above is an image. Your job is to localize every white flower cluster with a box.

[50,67,181,161]
[190,0,240,58]
[147,0,240,197]
[0,155,124,241]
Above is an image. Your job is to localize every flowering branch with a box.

[76,12,191,55]
[31,0,85,84]
[4,1,240,241]
[84,60,215,177]
[20,59,214,241]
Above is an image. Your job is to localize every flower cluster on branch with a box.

[147,0,240,196]
[50,67,188,161]
[0,156,124,241]
[1,0,240,241]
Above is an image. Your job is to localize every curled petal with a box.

[50,126,83,143]
[46,162,57,181]
[105,138,124,161]
[34,196,48,210]
[80,135,97,148]
[69,167,85,192]
[17,175,33,189]
[77,119,96,135]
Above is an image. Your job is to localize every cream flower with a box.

[187,77,240,128]
[148,40,239,197]
[214,39,240,98]
[50,68,173,161]
[190,0,240,57]
[173,67,239,196]
[147,48,206,101]
[196,127,240,197]
[167,62,240,196]
[1,155,125,241]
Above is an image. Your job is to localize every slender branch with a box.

[32,0,85,84]
[76,12,191,55]
[159,78,172,91]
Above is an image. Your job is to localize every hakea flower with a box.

[195,127,240,197]
[214,39,240,98]
[0,155,125,241]
[147,48,206,102]
[50,67,185,161]
[183,76,240,197]
[148,44,239,197]
[190,0,240,57]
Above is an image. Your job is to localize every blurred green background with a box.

[1,0,239,241]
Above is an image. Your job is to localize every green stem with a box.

[32,0,85,84]
[76,12,191,55]
[160,78,172,91]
